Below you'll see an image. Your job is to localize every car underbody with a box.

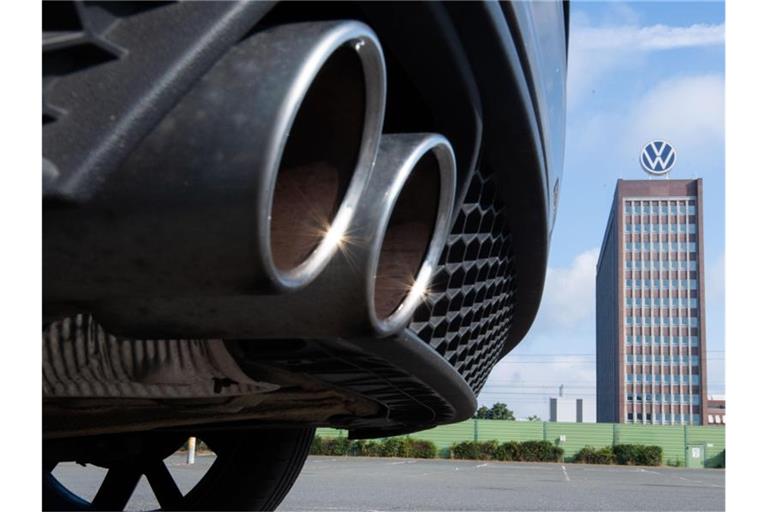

[42,1,568,509]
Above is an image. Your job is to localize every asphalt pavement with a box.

[52,454,725,511]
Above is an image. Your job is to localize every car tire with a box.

[43,427,315,511]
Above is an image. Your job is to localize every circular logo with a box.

[640,140,676,175]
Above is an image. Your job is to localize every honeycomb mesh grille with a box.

[408,167,517,394]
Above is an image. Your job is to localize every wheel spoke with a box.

[144,460,183,510]
[91,466,141,511]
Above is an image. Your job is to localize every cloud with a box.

[623,74,724,157]
[574,23,725,51]
[536,248,600,331]
[707,251,725,305]
[478,249,601,418]
[567,17,725,106]
[480,356,596,420]
[568,73,725,178]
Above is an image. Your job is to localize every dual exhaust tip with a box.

[49,21,457,339]
[259,21,455,336]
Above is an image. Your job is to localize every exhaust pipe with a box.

[95,134,456,339]
[44,21,386,302]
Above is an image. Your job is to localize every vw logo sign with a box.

[640,140,676,175]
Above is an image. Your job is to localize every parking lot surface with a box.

[52,454,725,511]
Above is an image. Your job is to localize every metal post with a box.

[187,436,196,465]
[473,418,479,442]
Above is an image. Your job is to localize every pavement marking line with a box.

[639,468,663,476]
[475,463,488,468]
[561,465,571,482]
[388,461,407,465]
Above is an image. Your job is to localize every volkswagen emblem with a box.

[640,140,676,175]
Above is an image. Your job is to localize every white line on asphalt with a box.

[388,461,407,465]
[639,468,662,475]
[561,465,571,482]
[475,463,488,468]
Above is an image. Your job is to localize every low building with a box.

[705,395,725,425]
[549,397,584,423]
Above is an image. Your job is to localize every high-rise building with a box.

[596,179,708,425]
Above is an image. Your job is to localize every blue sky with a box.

[478,1,725,420]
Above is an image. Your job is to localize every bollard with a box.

[187,436,196,464]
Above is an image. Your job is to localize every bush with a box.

[494,441,521,461]
[326,437,437,459]
[450,440,499,460]
[311,435,323,455]
[574,446,616,465]
[349,439,379,457]
[613,444,662,466]
[450,441,478,459]
[310,436,351,456]
[407,438,438,459]
[519,440,563,462]
[377,437,404,457]
[634,445,662,466]
[452,440,561,462]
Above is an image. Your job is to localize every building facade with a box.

[705,395,725,426]
[596,179,708,425]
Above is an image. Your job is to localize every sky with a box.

[478,1,725,420]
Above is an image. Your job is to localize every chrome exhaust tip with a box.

[44,21,386,302]
[262,21,386,290]
[366,134,456,336]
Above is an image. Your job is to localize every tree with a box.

[475,402,515,420]
[474,406,490,419]
[489,402,515,420]
[527,415,541,422]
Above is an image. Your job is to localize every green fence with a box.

[316,420,725,467]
